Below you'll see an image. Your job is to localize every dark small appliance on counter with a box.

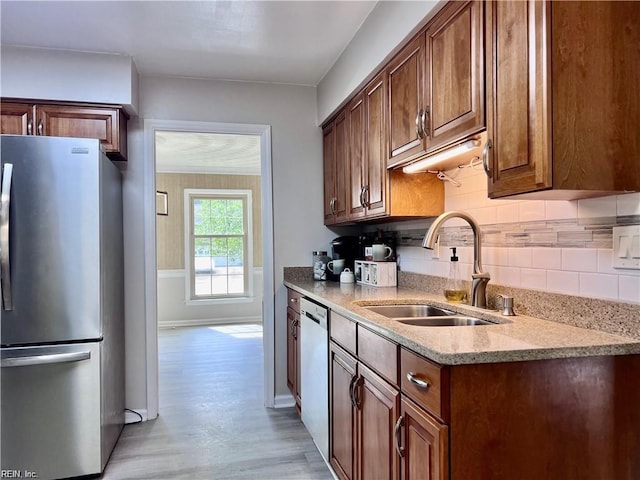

[358,231,397,262]
[328,236,360,281]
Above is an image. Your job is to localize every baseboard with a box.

[273,393,295,409]
[125,408,148,424]
[158,316,262,329]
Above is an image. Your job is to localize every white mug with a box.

[327,258,345,274]
[372,244,392,261]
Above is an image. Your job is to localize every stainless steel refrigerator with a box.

[0,135,125,480]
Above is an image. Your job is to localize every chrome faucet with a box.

[422,211,490,308]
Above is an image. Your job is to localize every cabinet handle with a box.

[361,185,369,208]
[37,119,43,136]
[359,186,366,209]
[330,198,337,216]
[353,375,363,409]
[415,109,424,139]
[406,372,430,390]
[348,375,358,408]
[422,108,430,138]
[482,139,492,177]
[394,415,405,457]
[27,119,33,135]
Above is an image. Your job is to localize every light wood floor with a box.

[102,324,332,479]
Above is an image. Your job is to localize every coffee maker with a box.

[328,236,360,281]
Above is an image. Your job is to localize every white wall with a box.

[391,166,640,305]
[133,75,335,406]
[157,269,263,327]
[0,46,139,114]
[316,1,440,124]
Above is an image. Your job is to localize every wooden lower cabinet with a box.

[399,396,448,480]
[330,342,402,480]
[358,364,400,480]
[330,343,357,480]
[286,288,301,414]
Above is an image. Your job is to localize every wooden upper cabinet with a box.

[0,100,129,161]
[1,102,34,135]
[37,105,128,160]
[387,34,427,168]
[324,111,349,225]
[347,72,389,221]
[363,73,388,218]
[486,1,640,199]
[426,0,484,151]
[347,94,366,220]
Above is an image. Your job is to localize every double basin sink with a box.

[364,304,498,327]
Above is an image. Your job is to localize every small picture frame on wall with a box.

[156,190,168,216]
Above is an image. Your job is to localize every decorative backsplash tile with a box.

[397,214,640,249]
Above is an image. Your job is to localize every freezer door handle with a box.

[0,162,13,310]
[1,350,91,368]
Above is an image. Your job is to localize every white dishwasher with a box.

[300,297,329,462]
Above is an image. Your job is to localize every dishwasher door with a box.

[1,342,102,480]
[300,299,329,462]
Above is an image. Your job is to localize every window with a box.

[185,189,253,300]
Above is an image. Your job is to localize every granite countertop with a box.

[284,278,640,366]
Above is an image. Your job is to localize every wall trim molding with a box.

[156,165,260,175]
[125,408,148,424]
[273,394,295,409]
[144,119,275,421]
[157,269,186,278]
[158,316,262,329]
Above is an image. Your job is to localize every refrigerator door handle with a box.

[0,162,13,310]
[1,350,91,368]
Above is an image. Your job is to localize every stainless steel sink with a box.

[397,316,492,327]
[365,305,455,318]
[363,303,499,327]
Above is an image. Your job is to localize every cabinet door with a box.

[486,0,552,198]
[357,364,400,480]
[426,0,484,151]
[347,94,366,220]
[330,343,357,480]
[387,34,427,168]
[286,306,297,400]
[323,111,349,225]
[400,396,448,480]
[37,105,126,156]
[363,73,388,218]
[1,103,34,135]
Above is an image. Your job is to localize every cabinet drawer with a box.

[287,289,302,314]
[400,348,449,422]
[357,325,398,386]
[330,311,356,355]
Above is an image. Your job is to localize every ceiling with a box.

[0,0,377,86]
[155,131,261,175]
[1,1,378,172]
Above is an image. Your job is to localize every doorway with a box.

[144,120,275,418]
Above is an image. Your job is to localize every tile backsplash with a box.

[387,165,640,304]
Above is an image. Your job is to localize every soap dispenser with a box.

[444,247,467,303]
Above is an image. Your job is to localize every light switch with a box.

[613,226,640,269]
[618,235,631,258]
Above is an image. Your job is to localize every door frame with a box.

[143,119,275,419]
